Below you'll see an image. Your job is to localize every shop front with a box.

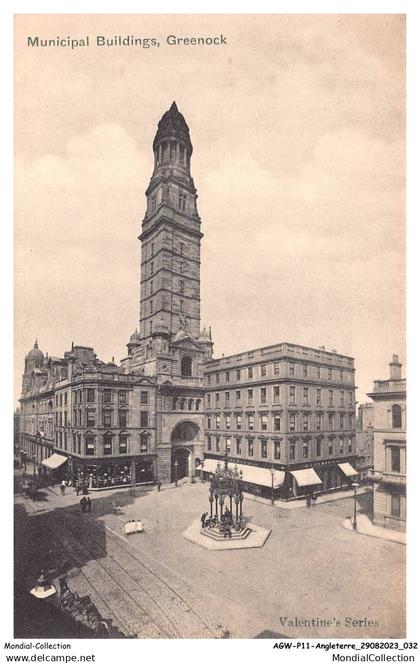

[71,456,156,490]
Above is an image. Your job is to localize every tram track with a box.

[52,508,221,638]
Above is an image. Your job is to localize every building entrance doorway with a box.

[170,420,200,482]
[172,447,190,482]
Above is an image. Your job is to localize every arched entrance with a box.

[171,420,200,482]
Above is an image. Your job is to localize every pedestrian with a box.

[200,512,207,528]
[86,496,91,513]
[82,483,88,495]
[60,480,66,496]
[80,496,87,513]
[312,494,317,507]
[157,480,162,492]
[306,494,311,509]
[75,482,80,496]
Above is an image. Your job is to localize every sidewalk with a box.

[245,485,372,510]
[342,512,406,545]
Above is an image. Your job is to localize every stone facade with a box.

[367,356,406,530]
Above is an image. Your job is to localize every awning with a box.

[201,458,285,488]
[41,453,68,470]
[337,462,358,477]
[290,468,322,487]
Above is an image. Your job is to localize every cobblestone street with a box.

[14,473,405,639]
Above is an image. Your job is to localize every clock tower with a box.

[126,102,213,483]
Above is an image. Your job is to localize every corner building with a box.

[203,343,357,499]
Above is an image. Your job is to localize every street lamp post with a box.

[174,459,179,487]
[270,466,275,505]
[33,454,36,477]
[352,482,360,530]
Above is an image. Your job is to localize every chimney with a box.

[389,354,402,380]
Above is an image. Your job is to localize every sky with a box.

[14,13,405,406]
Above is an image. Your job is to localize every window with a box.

[261,364,267,377]
[328,441,333,455]
[303,413,309,432]
[289,362,295,375]
[103,434,112,455]
[274,362,279,375]
[339,413,344,430]
[140,434,148,453]
[216,415,221,430]
[119,391,128,405]
[103,390,112,404]
[348,438,352,453]
[303,364,308,377]
[225,437,231,453]
[316,366,321,378]
[236,369,241,380]
[236,438,242,455]
[289,413,296,432]
[215,392,220,407]
[150,300,153,314]
[260,387,267,404]
[248,389,253,404]
[316,413,322,431]
[391,494,401,518]
[59,393,62,406]
[248,439,254,456]
[316,388,321,405]
[140,391,149,405]
[328,368,332,380]
[340,391,344,406]
[261,414,268,431]
[248,414,254,431]
[85,434,95,456]
[273,385,280,404]
[226,415,231,430]
[303,387,309,405]
[289,386,295,403]
[119,434,128,454]
[181,355,192,377]
[328,413,334,430]
[225,391,230,405]
[339,439,344,454]
[178,192,187,211]
[348,392,352,406]
[119,410,128,428]
[340,370,343,382]
[274,414,281,431]
[390,447,401,472]
[59,412,62,426]
[236,415,242,430]
[225,371,230,382]
[140,411,149,427]
[236,390,241,402]
[179,280,185,293]
[215,373,220,384]
[248,367,253,379]
[316,439,322,456]
[216,436,220,452]
[206,394,211,407]
[274,441,281,460]
[86,410,95,427]
[207,416,211,428]
[303,440,309,458]
[289,441,296,460]
[103,409,112,427]
[179,300,184,312]
[392,404,402,429]
[64,411,68,426]
[328,390,333,406]
[151,194,156,211]
[261,440,267,458]
[207,436,211,451]
[349,413,354,429]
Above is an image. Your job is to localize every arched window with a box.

[188,398,194,411]
[85,433,95,456]
[195,399,201,411]
[392,404,402,429]
[181,355,192,377]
